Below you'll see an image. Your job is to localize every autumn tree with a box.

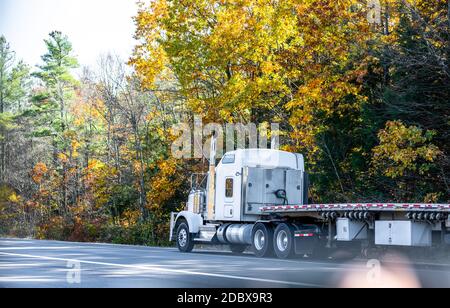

[372,121,443,201]
[32,31,79,215]
[132,0,373,201]
[2,0,449,243]
[363,0,450,200]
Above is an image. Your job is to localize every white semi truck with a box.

[170,137,450,259]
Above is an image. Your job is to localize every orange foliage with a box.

[31,162,48,184]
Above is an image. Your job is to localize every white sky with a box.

[0,0,138,71]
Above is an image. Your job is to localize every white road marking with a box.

[0,276,56,283]
[0,238,348,267]
[3,239,449,268]
[0,246,82,251]
[0,252,321,287]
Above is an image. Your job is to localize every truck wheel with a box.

[273,223,296,259]
[176,222,195,253]
[230,245,247,254]
[252,223,274,258]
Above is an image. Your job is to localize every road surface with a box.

[1,238,450,288]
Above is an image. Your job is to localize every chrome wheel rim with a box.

[254,230,265,251]
[276,230,289,252]
[178,229,188,247]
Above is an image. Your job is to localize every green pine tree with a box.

[0,35,30,183]
[32,31,79,214]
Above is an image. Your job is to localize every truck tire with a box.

[252,223,274,258]
[176,222,195,253]
[230,245,247,254]
[273,223,296,259]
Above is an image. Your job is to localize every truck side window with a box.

[222,154,235,164]
[225,178,234,198]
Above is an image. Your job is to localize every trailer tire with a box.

[230,245,247,254]
[176,222,195,253]
[252,223,274,258]
[273,223,296,259]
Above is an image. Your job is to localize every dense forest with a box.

[0,0,448,245]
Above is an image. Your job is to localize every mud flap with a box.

[294,231,319,255]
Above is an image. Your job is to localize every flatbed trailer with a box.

[261,203,450,213]
[169,138,450,259]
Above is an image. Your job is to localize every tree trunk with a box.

[0,81,4,184]
[0,135,5,184]
[448,0,450,30]
[323,141,346,198]
[134,124,148,221]
[57,81,68,216]
[382,1,391,86]
[447,0,450,77]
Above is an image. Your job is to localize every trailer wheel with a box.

[230,245,247,254]
[176,222,195,253]
[273,223,296,259]
[252,223,274,258]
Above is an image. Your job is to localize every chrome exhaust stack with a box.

[207,133,217,221]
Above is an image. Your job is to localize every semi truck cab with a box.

[170,137,450,259]
[214,149,306,222]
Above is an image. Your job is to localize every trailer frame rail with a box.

[261,203,450,213]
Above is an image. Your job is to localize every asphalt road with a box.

[1,238,450,288]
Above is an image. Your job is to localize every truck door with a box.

[223,177,235,218]
[215,153,241,221]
